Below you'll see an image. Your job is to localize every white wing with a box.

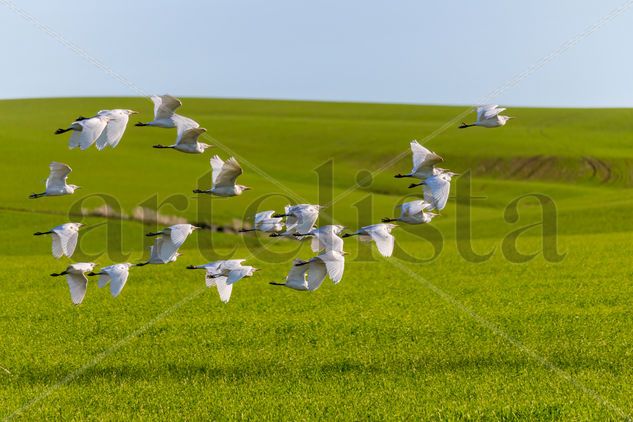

[424,176,451,211]
[64,230,79,257]
[307,260,327,291]
[50,233,64,258]
[68,117,107,150]
[205,266,226,287]
[176,127,206,146]
[168,224,193,248]
[107,265,130,297]
[95,110,129,149]
[366,226,395,257]
[477,105,505,121]
[325,260,345,284]
[66,273,88,305]
[46,162,71,191]
[158,238,180,262]
[410,140,443,174]
[214,278,233,303]
[286,260,309,290]
[226,267,251,285]
[152,95,181,120]
[400,200,426,218]
[255,211,275,224]
[212,156,243,188]
[173,114,200,136]
[318,251,345,284]
[218,259,246,271]
[151,237,179,263]
[98,273,111,289]
[312,229,344,253]
[295,206,320,235]
[284,205,299,233]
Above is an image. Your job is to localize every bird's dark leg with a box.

[75,116,88,121]
[408,182,424,188]
[87,271,104,277]
[152,145,173,149]
[269,233,281,237]
[135,122,149,127]
[192,189,209,194]
[269,282,285,286]
[458,122,475,129]
[50,271,68,277]
[341,233,358,238]
[54,127,72,135]
[29,192,45,199]
[145,232,163,237]
[394,174,408,179]
[381,218,396,223]
[272,213,288,218]
[238,228,255,233]
[135,262,149,267]
[186,265,202,270]
[294,261,309,266]
[33,231,53,236]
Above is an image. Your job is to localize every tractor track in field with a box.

[475,155,624,186]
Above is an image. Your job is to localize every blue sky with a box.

[1,0,632,107]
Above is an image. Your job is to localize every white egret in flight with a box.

[382,200,439,224]
[342,223,397,257]
[188,260,259,303]
[136,237,182,266]
[152,127,213,154]
[33,222,83,258]
[294,250,347,287]
[29,162,80,199]
[459,105,513,128]
[88,263,134,298]
[135,94,199,130]
[394,140,444,181]
[269,259,312,291]
[408,172,459,211]
[93,109,139,149]
[296,224,345,253]
[239,211,284,234]
[145,224,199,251]
[55,114,111,150]
[270,204,320,238]
[193,156,250,197]
[50,262,97,305]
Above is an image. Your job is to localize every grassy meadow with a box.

[1,98,633,420]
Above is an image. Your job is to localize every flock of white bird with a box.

[31,97,512,304]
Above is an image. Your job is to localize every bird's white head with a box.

[237,185,251,194]
[426,211,440,220]
[332,225,346,233]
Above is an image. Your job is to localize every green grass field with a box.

[1,98,633,420]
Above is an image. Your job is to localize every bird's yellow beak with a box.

[131,110,140,114]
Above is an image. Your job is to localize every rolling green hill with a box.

[1,98,632,420]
